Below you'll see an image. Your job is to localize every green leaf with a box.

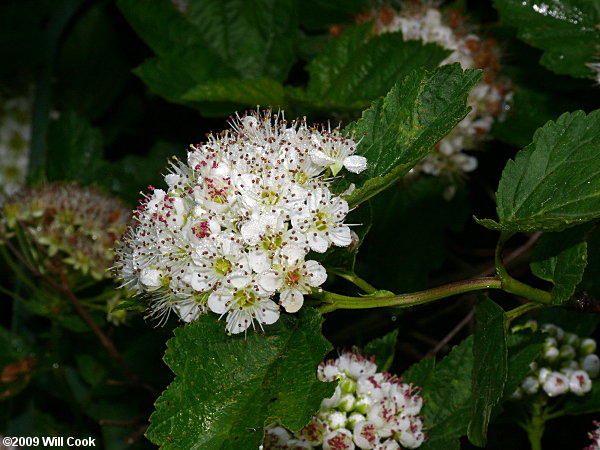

[580,227,600,298]
[46,111,105,184]
[344,64,482,207]
[119,0,297,111]
[363,329,398,372]
[301,23,450,110]
[477,110,600,232]
[133,49,236,107]
[468,295,508,447]
[182,78,286,106]
[531,226,588,304]
[183,0,297,81]
[493,0,600,79]
[403,337,474,449]
[146,309,334,449]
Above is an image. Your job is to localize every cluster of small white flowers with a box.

[113,110,367,334]
[362,4,512,180]
[511,323,600,400]
[0,94,31,199]
[586,420,600,450]
[263,351,426,449]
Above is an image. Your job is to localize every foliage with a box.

[1,1,600,449]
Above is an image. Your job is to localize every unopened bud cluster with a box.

[113,110,366,334]
[511,322,599,400]
[1,183,131,281]
[263,351,426,449]
[359,3,512,180]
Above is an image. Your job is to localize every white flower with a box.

[569,370,592,395]
[292,188,352,253]
[366,5,512,182]
[208,282,279,334]
[263,350,427,449]
[309,128,367,176]
[259,245,327,313]
[353,421,379,449]
[322,428,355,450]
[542,372,569,397]
[113,109,365,331]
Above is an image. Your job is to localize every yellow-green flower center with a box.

[214,257,232,275]
[233,288,258,308]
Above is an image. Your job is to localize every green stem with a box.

[496,233,552,305]
[524,403,546,450]
[317,277,502,313]
[505,302,548,322]
[330,268,377,294]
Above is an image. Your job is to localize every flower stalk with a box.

[316,277,502,313]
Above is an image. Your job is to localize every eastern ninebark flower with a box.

[2,182,130,280]
[263,351,427,449]
[113,110,366,333]
[359,3,512,184]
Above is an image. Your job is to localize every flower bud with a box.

[542,346,559,362]
[354,396,373,415]
[563,332,580,347]
[339,393,356,412]
[538,367,552,384]
[347,413,366,428]
[521,376,540,395]
[559,345,576,361]
[325,411,347,430]
[542,324,563,339]
[340,377,357,394]
[581,338,597,356]
[582,354,600,378]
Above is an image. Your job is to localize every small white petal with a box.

[208,292,228,314]
[305,260,327,287]
[280,289,304,313]
[343,155,368,174]
[259,272,282,292]
[308,233,329,253]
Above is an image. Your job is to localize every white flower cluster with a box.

[511,323,600,400]
[113,110,366,334]
[263,352,426,449]
[363,4,512,179]
[0,94,31,199]
[586,420,600,450]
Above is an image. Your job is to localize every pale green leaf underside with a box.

[478,110,600,232]
[147,309,334,449]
